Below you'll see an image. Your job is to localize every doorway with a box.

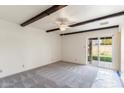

[88,36,113,69]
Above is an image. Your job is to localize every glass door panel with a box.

[99,37,112,68]
[88,38,99,66]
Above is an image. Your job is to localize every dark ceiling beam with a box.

[46,11,124,32]
[20,5,68,26]
[60,25,119,36]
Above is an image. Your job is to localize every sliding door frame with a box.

[86,35,114,69]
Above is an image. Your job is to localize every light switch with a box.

[0,69,3,73]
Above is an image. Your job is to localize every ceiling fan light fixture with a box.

[59,24,68,31]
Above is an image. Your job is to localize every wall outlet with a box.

[0,69,3,73]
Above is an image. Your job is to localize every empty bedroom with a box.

[0,4,124,88]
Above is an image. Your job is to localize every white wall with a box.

[120,23,124,82]
[61,34,86,64]
[61,28,120,70]
[0,19,61,78]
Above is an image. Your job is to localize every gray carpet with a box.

[0,62,98,88]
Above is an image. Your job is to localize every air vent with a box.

[100,21,109,25]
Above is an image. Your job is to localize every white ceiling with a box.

[29,5,124,31]
[0,5,123,33]
[0,5,52,24]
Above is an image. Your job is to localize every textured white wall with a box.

[0,19,61,78]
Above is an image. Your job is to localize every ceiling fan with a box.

[55,18,71,31]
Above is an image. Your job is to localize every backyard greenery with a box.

[101,38,112,45]
[88,54,112,62]
[92,56,112,62]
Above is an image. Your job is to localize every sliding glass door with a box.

[88,37,113,69]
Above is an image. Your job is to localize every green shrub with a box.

[88,56,112,62]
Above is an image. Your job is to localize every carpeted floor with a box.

[0,61,123,88]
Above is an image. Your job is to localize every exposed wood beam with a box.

[20,5,68,26]
[60,25,119,36]
[46,11,124,32]
[47,28,60,32]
